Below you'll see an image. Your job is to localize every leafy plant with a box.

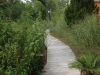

[69,51,100,75]
[0,6,46,75]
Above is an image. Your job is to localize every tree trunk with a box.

[81,70,86,75]
[38,0,50,22]
[86,71,93,75]
[46,5,50,22]
[81,70,93,75]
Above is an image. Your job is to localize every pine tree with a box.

[65,0,95,27]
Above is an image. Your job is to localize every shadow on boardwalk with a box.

[40,29,80,75]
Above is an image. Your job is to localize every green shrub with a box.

[0,15,46,75]
[0,0,47,74]
[64,0,96,27]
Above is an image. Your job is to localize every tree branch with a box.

[38,0,46,6]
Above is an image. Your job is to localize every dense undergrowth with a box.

[0,18,46,75]
[50,13,100,56]
[49,0,100,56]
[0,0,47,75]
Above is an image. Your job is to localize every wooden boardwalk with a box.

[40,30,80,75]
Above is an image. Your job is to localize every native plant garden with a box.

[1,0,100,75]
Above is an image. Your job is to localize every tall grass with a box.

[72,15,100,50]
[50,14,100,55]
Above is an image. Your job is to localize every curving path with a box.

[40,29,80,75]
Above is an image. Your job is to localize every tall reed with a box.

[51,14,100,54]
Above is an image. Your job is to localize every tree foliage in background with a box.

[30,1,46,20]
[0,0,47,21]
[0,0,25,20]
[65,0,96,27]
[32,0,56,21]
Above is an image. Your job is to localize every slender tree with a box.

[32,0,56,21]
